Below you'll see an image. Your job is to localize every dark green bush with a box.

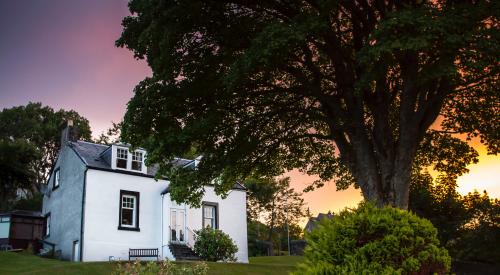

[295,203,451,275]
[194,227,238,262]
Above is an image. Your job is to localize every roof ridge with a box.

[75,140,109,147]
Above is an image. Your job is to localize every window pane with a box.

[204,218,212,228]
[132,152,142,161]
[204,206,213,218]
[121,209,133,226]
[54,170,60,187]
[117,148,128,159]
[131,160,141,171]
[116,158,127,169]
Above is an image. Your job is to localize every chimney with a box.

[60,119,78,147]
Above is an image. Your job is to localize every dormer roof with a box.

[69,141,159,178]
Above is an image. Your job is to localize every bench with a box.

[128,248,159,261]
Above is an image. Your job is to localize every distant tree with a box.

[0,102,92,195]
[409,129,480,244]
[94,121,122,145]
[453,190,500,263]
[117,0,499,209]
[0,139,39,210]
[409,136,500,264]
[246,177,306,242]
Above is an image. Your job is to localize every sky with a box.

[0,0,498,218]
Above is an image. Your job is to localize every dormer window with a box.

[131,151,143,171]
[116,148,128,169]
[112,145,146,173]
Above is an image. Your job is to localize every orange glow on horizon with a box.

[286,141,499,225]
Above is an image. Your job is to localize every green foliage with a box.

[453,191,500,263]
[0,102,92,199]
[246,177,306,237]
[117,0,499,208]
[409,174,468,245]
[247,220,302,256]
[113,259,208,275]
[247,220,271,256]
[0,139,40,210]
[12,193,43,212]
[194,227,238,262]
[410,176,500,263]
[246,177,306,255]
[94,121,122,145]
[296,203,451,275]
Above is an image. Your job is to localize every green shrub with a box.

[112,259,208,275]
[194,227,238,262]
[295,203,451,275]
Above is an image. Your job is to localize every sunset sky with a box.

[0,0,498,217]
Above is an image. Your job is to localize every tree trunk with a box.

[352,135,418,210]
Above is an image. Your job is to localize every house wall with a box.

[42,146,87,260]
[83,169,168,261]
[184,186,249,263]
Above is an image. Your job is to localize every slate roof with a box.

[69,141,159,177]
[304,212,334,232]
[68,140,246,191]
[0,210,44,218]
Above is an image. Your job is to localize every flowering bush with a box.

[112,259,208,275]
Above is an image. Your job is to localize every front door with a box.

[170,209,185,243]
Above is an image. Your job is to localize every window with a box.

[131,151,143,171]
[0,216,9,239]
[45,213,51,237]
[202,202,218,229]
[118,190,140,231]
[116,148,128,169]
[53,168,60,189]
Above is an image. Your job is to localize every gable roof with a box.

[304,212,334,232]
[68,141,247,191]
[69,141,159,178]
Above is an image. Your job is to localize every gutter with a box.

[161,193,164,259]
[79,168,88,262]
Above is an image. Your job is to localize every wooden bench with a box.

[128,248,159,261]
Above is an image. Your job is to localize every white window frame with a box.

[202,203,218,229]
[120,194,137,228]
[116,148,128,169]
[53,168,60,189]
[131,151,143,171]
[113,146,146,173]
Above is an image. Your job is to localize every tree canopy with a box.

[0,139,39,210]
[0,102,91,209]
[117,0,499,208]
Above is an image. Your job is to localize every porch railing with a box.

[186,226,197,249]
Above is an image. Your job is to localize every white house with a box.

[42,123,248,262]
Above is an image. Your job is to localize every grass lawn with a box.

[0,252,303,275]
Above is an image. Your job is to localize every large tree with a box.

[0,139,39,211]
[0,102,92,194]
[117,0,499,208]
